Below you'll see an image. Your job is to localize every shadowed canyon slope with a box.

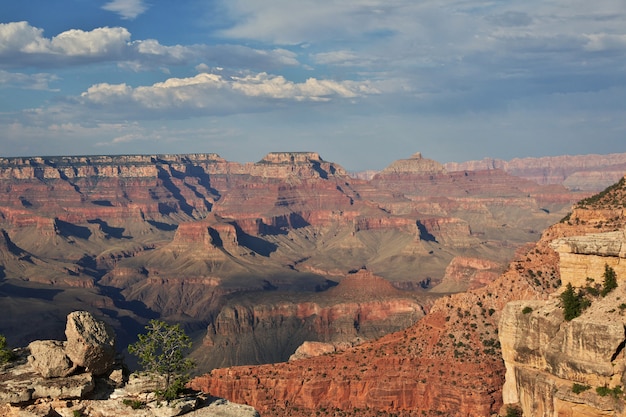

[191,176,626,415]
[0,151,605,375]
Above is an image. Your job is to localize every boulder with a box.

[64,311,116,376]
[27,340,75,378]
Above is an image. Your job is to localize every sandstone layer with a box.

[498,175,626,417]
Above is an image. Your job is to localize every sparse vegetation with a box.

[122,398,145,409]
[0,334,15,364]
[560,283,591,321]
[522,306,533,315]
[572,383,591,394]
[577,177,626,209]
[504,404,523,417]
[596,385,623,399]
[601,264,618,297]
[128,320,195,401]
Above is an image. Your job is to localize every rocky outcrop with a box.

[499,182,626,417]
[378,152,446,175]
[432,256,502,293]
[551,230,626,287]
[288,340,346,361]
[0,310,260,417]
[499,293,626,417]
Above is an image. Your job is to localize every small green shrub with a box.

[572,383,590,394]
[128,320,195,402]
[123,398,145,409]
[522,306,533,315]
[0,334,15,364]
[601,264,618,297]
[560,283,590,321]
[504,405,523,417]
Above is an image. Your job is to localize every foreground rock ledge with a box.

[1,310,260,417]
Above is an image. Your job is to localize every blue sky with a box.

[1,0,625,170]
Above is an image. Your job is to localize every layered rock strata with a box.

[444,152,626,191]
[190,174,626,416]
[499,177,626,417]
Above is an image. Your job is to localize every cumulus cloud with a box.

[79,71,378,113]
[0,22,301,72]
[0,22,131,66]
[102,0,149,20]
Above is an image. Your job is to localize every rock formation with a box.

[0,310,260,417]
[193,270,425,370]
[498,175,626,417]
[444,152,626,191]
[500,295,626,417]
[65,310,117,376]
[190,175,626,415]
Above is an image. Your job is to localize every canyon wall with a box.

[499,177,626,417]
[444,152,626,191]
[190,172,626,416]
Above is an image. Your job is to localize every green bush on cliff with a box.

[560,283,590,321]
[128,320,195,401]
[0,334,15,364]
[504,405,523,417]
[601,264,618,297]
[572,383,590,394]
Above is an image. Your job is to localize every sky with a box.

[0,0,625,170]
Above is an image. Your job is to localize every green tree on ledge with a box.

[128,320,195,401]
[560,283,590,321]
[601,264,618,297]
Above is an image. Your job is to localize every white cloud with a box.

[0,22,130,64]
[102,0,149,20]
[0,22,301,72]
[79,71,378,111]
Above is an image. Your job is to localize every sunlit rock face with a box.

[501,224,626,417]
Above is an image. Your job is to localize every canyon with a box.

[1,150,625,415]
[191,175,626,416]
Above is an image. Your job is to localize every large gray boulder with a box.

[27,340,76,378]
[65,311,116,376]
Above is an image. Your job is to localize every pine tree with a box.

[128,320,195,401]
[601,264,618,297]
